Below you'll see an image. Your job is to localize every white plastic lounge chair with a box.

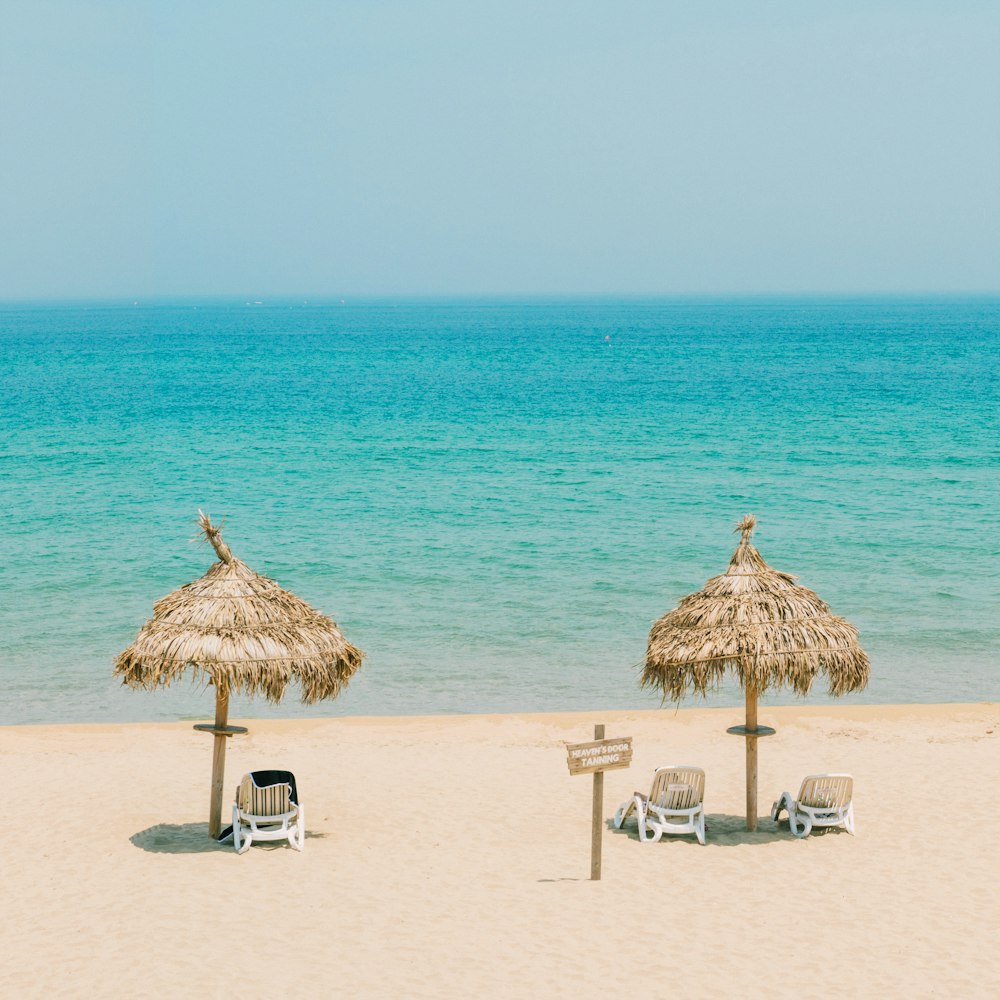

[613,766,706,845]
[232,770,305,854]
[771,773,855,838]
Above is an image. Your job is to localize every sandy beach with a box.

[2,702,997,999]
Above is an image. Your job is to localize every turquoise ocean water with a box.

[1,298,997,725]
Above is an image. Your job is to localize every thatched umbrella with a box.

[643,515,869,831]
[115,513,364,838]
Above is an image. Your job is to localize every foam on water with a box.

[1,297,997,724]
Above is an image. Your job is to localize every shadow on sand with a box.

[130,822,326,854]
[606,812,851,847]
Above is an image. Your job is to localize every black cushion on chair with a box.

[248,769,299,805]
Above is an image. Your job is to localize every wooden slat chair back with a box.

[799,774,853,810]
[648,767,705,812]
[238,775,292,818]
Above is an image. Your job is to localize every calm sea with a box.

[1,298,997,725]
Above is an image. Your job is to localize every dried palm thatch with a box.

[115,512,364,838]
[642,514,869,832]
[643,515,869,701]
[114,512,364,703]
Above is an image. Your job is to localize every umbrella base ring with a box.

[726,725,776,737]
[193,724,248,737]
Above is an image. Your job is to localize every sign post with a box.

[565,724,633,880]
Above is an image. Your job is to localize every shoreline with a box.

[4,699,996,734]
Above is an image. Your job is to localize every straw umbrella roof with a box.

[643,515,869,702]
[114,513,364,703]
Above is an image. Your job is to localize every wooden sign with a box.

[566,736,633,776]
[565,725,633,881]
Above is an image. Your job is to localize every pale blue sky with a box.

[1,1,997,298]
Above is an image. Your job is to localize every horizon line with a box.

[3,290,1000,308]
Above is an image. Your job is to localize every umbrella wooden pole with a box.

[208,684,229,839]
[726,688,775,831]
[745,687,758,832]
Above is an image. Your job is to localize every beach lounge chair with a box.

[613,765,706,845]
[771,773,855,838]
[232,770,304,854]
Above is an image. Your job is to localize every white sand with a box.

[2,702,998,999]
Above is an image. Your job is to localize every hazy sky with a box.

[1,1,997,299]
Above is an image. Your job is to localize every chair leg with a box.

[291,805,304,851]
[641,822,663,843]
[613,799,634,830]
[235,810,253,854]
[695,807,706,846]
[789,809,812,839]
[771,791,791,823]
[845,803,856,836]
[637,802,659,843]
